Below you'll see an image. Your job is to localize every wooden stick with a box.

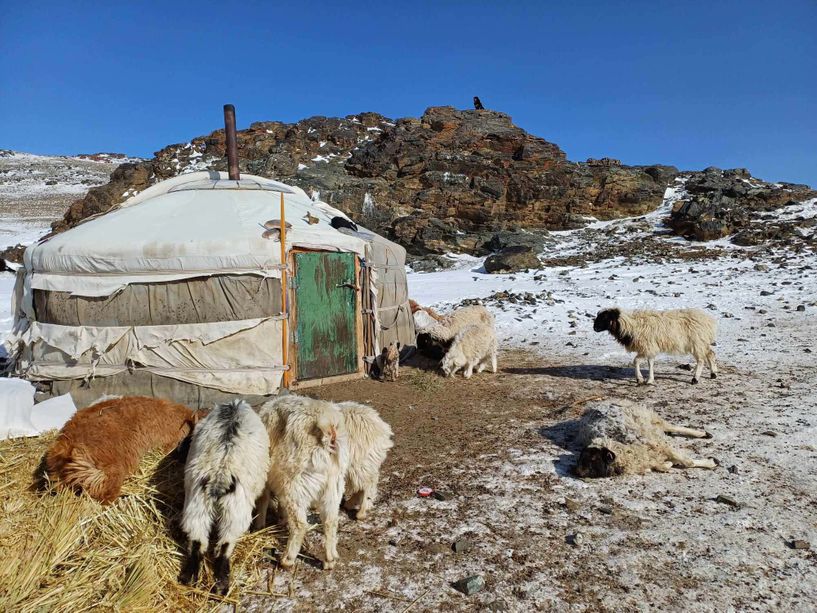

[401,588,431,613]
[280,192,289,388]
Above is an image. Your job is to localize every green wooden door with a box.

[294,252,358,380]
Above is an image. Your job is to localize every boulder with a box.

[484,245,541,273]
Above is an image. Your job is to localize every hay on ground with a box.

[0,432,285,611]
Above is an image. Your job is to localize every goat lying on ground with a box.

[574,398,717,478]
[593,307,718,385]
[256,395,349,570]
[441,323,498,378]
[335,400,394,520]
[45,396,196,503]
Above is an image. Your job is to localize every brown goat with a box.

[409,299,444,322]
[45,396,197,503]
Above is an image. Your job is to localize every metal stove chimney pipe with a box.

[223,104,240,180]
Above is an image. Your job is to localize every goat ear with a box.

[604,449,616,463]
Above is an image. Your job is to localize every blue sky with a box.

[1,1,815,185]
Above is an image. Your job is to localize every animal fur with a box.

[593,307,718,385]
[180,399,269,595]
[378,342,400,381]
[473,96,485,110]
[416,332,452,361]
[44,396,196,503]
[440,323,498,378]
[256,395,349,570]
[335,401,394,520]
[409,299,444,322]
[574,399,717,478]
[422,304,495,342]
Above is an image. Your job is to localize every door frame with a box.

[287,248,365,389]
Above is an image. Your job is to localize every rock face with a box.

[40,107,815,256]
[48,107,677,255]
[668,168,817,242]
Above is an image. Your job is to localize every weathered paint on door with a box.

[294,252,358,380]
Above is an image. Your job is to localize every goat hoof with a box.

[711,457,720,467]
[704,431,713,439]
[279,557,295,570]
[324,559,336,571]
[691,378,699,385]
[710,373,717,379]
[212,581,229,596]
[646,380,655,386]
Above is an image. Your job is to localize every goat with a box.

[440,323,498,378]
[378,342,400,381]
[45,396,196,503]
[180,399,269,595]
[256,394,349,570]
[335,401,394,520]
[593,307,718,385]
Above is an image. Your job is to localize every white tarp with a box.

[0,378,76,439]
[12,318,285,395]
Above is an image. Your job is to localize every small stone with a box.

[754,264,769,272]
[452,538,472,554]
[728,465,739,474]
[567,532,584,546]
[789,539,810,550]
[758,309,768,314]
[761,430,777,437]
[598,505,614,515]
[714,494,742,509]
[485,600,509,612]
[452,575,485,596]
[426,543,449,555]
[388,539,398,546]
[564,498,581,512]
[796,305,806,312]
[677,363,693,371]
[432,490,451,501]
[760,290,774,296]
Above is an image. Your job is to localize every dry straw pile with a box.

[0,432,284,611]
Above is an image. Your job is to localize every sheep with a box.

[377,342,400,381]
[335,401,394,520]
[255,394,349,570]
[180,399,269,595]
[44,396,197,503]
[593,307,718,385]
[574,398,717,478]
[441,323,498,378]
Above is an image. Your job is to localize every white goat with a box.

[574,398,717,478]
[441,323,498,378]
[256,394,349,570]
[335,401,394,520]
[593,307,718,385]
[421,304,495,341]
[180,399,270,594]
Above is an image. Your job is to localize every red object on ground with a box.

[417,487,434,497]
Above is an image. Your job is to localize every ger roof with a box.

[24,171,379,296]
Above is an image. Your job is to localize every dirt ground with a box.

[241,349,817,612]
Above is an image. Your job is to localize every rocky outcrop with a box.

[484,246,541,273]
[668,168,817,242]
[47,107,678,255]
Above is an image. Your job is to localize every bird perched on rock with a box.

[473,96,485,110]
[304,212,320,225]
